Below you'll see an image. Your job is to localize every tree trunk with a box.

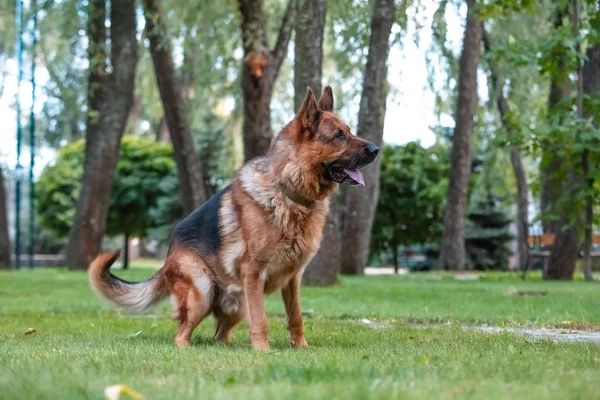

[293,0,326,110]
[143,0,207,216]
[292,0,333,286]
[392,237,398,274]
[122,233,129,270]
[438,0,482,271]
[544,5,582,281]
[0,166,11,269]
[481,27,530,272]
[540,7,572,235]
[65,0,138,270]
[544,222,579,280]
[156,117,170,143]
[510,146,530,272]
[124,94,143,136]
[302,201,342,286]
[580,43,600,282]
[238,0,295,161]
[340,0,396,275]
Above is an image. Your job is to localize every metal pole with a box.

[14,0,24,270]
[28,0,37,270]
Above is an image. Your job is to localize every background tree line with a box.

[0,0,599,283]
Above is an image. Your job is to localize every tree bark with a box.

[156,117,170,143]
[122,233,129,270]
[438,0,482,271]
[340,0,396,275]
[143,0,207,215]
[544,221,580,280]
[540,7,572,235]
[302,202,342,286]
[580,42,600,282]
[392,237,398,274]
[292,0,334,285]
[305,194,345,285]
[293,0,326,110]
[65,0,138,270]
[481,27,529,272]
[238,0,295,161]
[123,94,143,136]
[544,6,581,281]
[510,147,530,272]
[0,166,11,269]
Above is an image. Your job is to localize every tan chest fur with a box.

[217,161,329,295]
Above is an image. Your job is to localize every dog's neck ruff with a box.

[278,183,316,209]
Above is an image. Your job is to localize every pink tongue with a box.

[343,168,365,186]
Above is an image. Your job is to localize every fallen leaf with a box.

[24,328,36,335]
[104,384,145,400]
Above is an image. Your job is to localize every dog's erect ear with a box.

[318,86,334,112]
[296,87,321,131]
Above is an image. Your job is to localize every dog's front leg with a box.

[242,270,269,351]
[281,272,309,348]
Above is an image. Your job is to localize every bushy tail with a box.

[88,250,169,312]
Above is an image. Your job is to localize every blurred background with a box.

[0,0,599,284]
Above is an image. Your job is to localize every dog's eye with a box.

[334,130,345,140]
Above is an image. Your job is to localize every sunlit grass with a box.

[1,268,598,399]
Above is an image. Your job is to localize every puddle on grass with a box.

[356,318,600,344]
[470,325,600,344]
[359,318,392,329]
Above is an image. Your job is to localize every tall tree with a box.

[438,0,482,271]
[143,0,208,215]
[340,0,396,275]
[292,0,334,285]
[580,41,600,282]
[64,0,138,270]
[540,7,572,235]
[0,166,10,269]
[481,27,529,272]
[238,0,295,161]
[544,5,579,280]
[293,0,326,110]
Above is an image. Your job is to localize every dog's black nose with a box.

[365,143,380,158]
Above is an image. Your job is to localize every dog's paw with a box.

[174,337,191,348]
[291,337,309,349]
[252,343,270,352]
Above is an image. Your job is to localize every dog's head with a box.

[290,86,379,186]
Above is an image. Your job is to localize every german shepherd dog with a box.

[89,86,379,351]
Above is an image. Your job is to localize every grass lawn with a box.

[1,267,599,399]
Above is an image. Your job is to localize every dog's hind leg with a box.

[166,251,216,348]
[213,285,244,343]
[213,308,244,344]
[172,281,212,348]
[169,270,214,348]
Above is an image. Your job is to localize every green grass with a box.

[1,268,599,399]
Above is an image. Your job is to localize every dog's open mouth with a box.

[328,166,365,186]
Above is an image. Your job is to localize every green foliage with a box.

[36,136,179,239]
[36,140,86,237]
[37,0,87,146]
[371,142,449,257]
[194,112,237,196]
[466,195,514,270]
